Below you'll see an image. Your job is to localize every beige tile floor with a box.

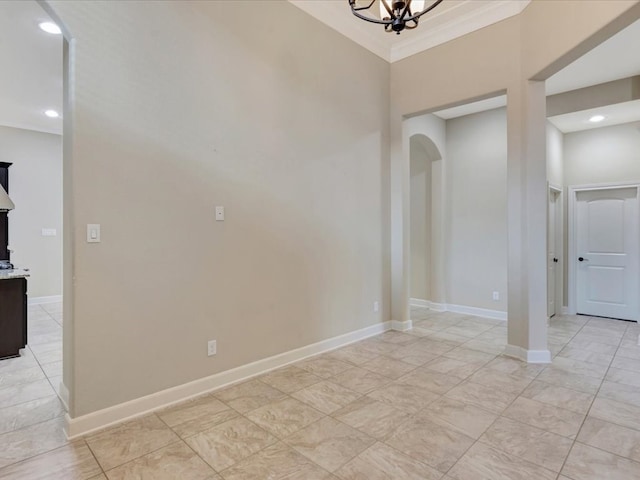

[1,305,640,479]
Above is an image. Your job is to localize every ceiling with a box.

[1,1,639,137]
[431,12,640,127]
[0,1,62,135]
[290,0,530,62]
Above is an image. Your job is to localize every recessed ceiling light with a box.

[44,110,60,118]
[589,115,605,123]
[38,22,61,35]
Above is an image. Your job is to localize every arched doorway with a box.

[409,133,442,309]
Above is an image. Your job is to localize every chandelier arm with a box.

[380,0,394,18]
[350,0,376,12]
[350,8,394,25]
[405,0,444,22]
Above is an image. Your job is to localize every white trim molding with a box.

[410,298,506,321]
[288,0,531,63]
[391,319,413,332]
[446,303,507,321]
[28,295,63,305]
[409,298,430,308]
[65,321,391,439]
[504,344,551,364]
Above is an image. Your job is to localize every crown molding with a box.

[391,0,531,62]
[289,1,531,64]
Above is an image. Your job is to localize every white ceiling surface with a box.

[548,100,640,134]
[433,17,640,124]
[290,0,530,63]
[545,19,640,95]
[0,1,62,135]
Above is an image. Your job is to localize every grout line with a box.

[554,316,626,477]
[82,438,108,477]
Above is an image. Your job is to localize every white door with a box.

[576,187,639,321]
[548,190,560,317]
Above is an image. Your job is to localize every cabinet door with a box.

[0,278,27,359]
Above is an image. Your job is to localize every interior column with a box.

[506,79,551,363]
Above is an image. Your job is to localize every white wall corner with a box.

[64,320,392,439]
[391,319,413,332]
[504,344,551,364]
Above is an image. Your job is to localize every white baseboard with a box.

[410,298,430,308]
[504,344,551,364]
[65,321,391,439]
[391,319,413,332]
[409,298,446,312]
[410,298,506,321]
[446,303,507,321]
[28,295,63,305]
[561,306,569,315]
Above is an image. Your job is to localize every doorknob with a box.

[553,258,558,263]
[578,257,588,262]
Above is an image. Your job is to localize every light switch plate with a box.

[215,206,225,221]
[87,224,101,243]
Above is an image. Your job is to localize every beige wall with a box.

[44,0,640,417]
[564,121,640,185]
[48,0,390,416]
[404,114,446,305]
[563,121,640,310]
[390,0,640,354]
[446,108,508,311]
[409,139,431,301]
[0,126,62,298]
[547,122,564,188]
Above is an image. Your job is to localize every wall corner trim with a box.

[391,319,413,331]
[504,344,552,364]
[64,321,391,439]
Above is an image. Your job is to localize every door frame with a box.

[567,181,640,315]
[548,184,563,318]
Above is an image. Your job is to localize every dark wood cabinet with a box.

[0,162,10,262]
[0,277,27,359]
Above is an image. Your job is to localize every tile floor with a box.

[1,305,640,479]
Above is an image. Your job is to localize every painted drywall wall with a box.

[404,114,446,304]
[546,121,565,310]
[446,108,508,311]
[47,0,389,416]
[547,122,564,188]
[410,139,431,301]
[0,126,62,298]
[390,0,640,355]
[564,121,640,185]
[563,121,640,310]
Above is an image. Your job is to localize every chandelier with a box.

[349,0,444,34]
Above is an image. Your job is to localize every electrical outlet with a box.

[373,301,380,313]
[492,291,500,301]
[207,340,217,356]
